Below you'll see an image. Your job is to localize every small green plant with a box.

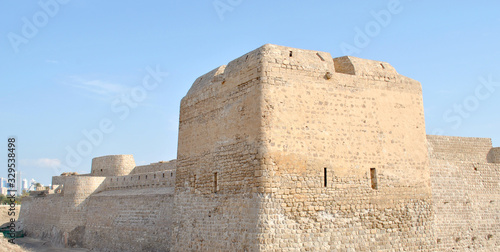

[0,194,10,205]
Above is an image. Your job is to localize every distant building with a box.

[29,179,36,191]
[16,171,22,196]
[22,179,28,192]
[0,177,7,188]
[0,177,11,196]
[0,187,7,196]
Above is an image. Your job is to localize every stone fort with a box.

[19,44,500,251]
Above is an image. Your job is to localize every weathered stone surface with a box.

[18,44,500,251]
[91,155,136,176]
[428,135,500,251]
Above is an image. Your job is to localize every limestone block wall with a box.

[19,194,64,244]
[172,194,261,251]
[173,44,434,250]
[91,155,136,176]
[260,45,429,188]
[176,51,264,194]
[129,160,176,174]
[427,135,492,163]
[104,169,176,190]
[487,147,500,163]
[20,175,106,247]
[252,44,434,250]
[428,135,500,250]
[52,176,66,186]
[173,45,266,250]
[83,187,174,251]
[57,176,106,247]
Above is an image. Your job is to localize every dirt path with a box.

[14,237,90,252]
[0,236,31,252]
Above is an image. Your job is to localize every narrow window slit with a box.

[214,172,218,193]
[324,167,327,187]
[370,168,378,190]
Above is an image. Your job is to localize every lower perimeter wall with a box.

[83,187,174,252]
[172,189,435,251]
[431,159,500,250]
[428,135,500,251]
[19,176,106,247]
[258,191,435,251]
[171,190,262,251]
[19,194,65,245]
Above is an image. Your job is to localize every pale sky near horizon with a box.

[1,0,499,185]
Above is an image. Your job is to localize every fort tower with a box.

[173,44,434,250]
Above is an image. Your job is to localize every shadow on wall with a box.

[487,147,500,163]
[61,176,108,248]
[19,176,108,248]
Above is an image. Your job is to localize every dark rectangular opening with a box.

[289,51,293,57]
[370,168,378,190]
[214,172,218,193]
[324,167,327,187]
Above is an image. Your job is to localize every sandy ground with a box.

[0,204,19,226]
[1,236,91,252]
[0,237,31,252]
[1,204,30,252]
[14,237,90,252]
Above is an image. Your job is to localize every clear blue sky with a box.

[1,0,499,186]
